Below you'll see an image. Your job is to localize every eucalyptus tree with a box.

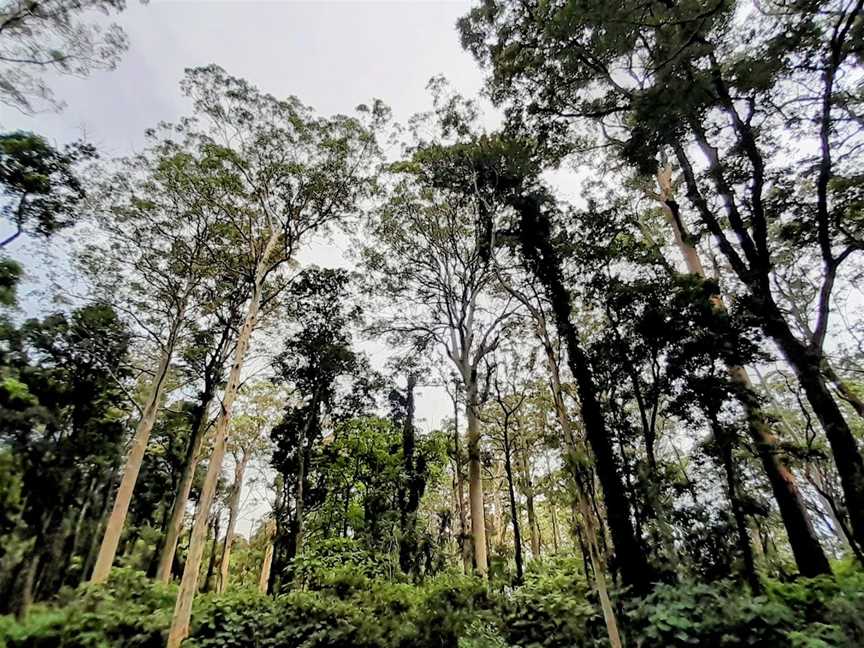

[360,169,517,576]
[154,270,249,583]
[167,67,383,647]
[459,0,864,554]
[216,379,280,594]
[0,0,130,113]
[82,124,233,585]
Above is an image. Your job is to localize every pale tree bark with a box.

[90,313,185,584]
[217,451,249,594]
[464,378,488,575]
[542,327,623,648]
[652,164,831,577]
[167,231,278,648]
[258,521,276,594]
[545,452,560,553]
[451,386,472,574]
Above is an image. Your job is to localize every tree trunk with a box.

[156,393,213,583]
[714,420,761,594]
[767,317,864,553]
[537,301,624,647]
[217,453,248,594]
[15,553,38,620]
[520,439,541,559]
[398,374,423,574]
[452,391,471,574]
[90,320,182,585]
[511,193,653,592]
[503,427,524,584]
[294,401,317,560]
[259,523,275,594]
[464,379,488,575]
[202,514,221,594]
[167,236,274,648]
[656,174,831,576]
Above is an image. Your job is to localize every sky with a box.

[1,0,493,415]
[1,0,502,535]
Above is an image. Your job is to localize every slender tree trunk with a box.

[217,453,248,594]
[15,553,38,620]
[202,514,221,594]
[167,236,275,648]
[82,462,118,583]
[544,453,560,553]
[465,379,488,575]
[294,401,317,559]
[511,193,653,592]
[259,522,275,594]
[520,439,541,559]
[452,391,471,574]
[540,316,624,647]
[714,420,761,594]
[656,174,831,576]
[156,395,213,583]
[91,315,184,584]
[398,374,423,574]
[503,428,524,584]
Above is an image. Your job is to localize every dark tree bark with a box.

[398,374,427,575]
[508,192,654,593]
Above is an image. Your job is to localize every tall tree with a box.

[167,67,382,647]
[84,124,228,585]
[459,0,864,552]
[216,380,279,594]
[361,124,517,574]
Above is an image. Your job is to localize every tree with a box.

[459,0,864,553]
[361,133,517,575]
[216,380,279,594]
[0,0,130,113]
[0,131,95,248]
[0,303,131,616]
[269,267,370,589]
[167,66,383,647]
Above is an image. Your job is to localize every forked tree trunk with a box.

[91,314,184,584]
[654,166,831,577]
[167,232,277,648]
[217,453,248,594]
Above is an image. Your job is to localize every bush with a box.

[0,568,175,647]
[2,562,862,648]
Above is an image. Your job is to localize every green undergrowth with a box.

[1,560,863,647]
